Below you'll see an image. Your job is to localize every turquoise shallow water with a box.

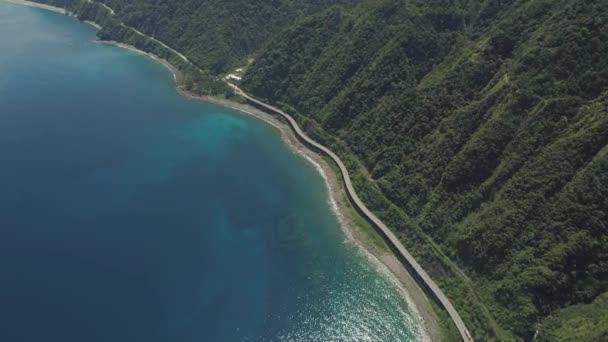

[0,2,423,341]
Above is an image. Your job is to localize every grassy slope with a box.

[537,291,608,342]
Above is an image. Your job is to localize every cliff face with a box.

[243,0,608,340]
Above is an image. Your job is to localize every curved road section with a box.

[88,0,191,63]
[229,84,473,342]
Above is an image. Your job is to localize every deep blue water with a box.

[0,2,423,341]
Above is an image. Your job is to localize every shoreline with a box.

[98,40,182,84]
[99,42,442,342]
[84,20,101,30]
[8,1,441,340]
[165,63,442,342]
[180,89,440,342]
[3,0,67,13]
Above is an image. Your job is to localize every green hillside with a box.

[537,291,608,342]
[99,0,360,73]
[32,0,357,93]
[243,0,608,340]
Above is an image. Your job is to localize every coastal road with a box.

[85,0,112,14]
[127,25,191,63]
[229,84,474,342]
[88,0,191,63]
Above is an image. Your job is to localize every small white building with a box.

[225,74,242,82]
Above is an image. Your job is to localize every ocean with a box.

[0,2,423,341]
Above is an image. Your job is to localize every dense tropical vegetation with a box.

[243,0,608,340]
[537,292,608,342]
[35,0,359,94]
[31,0,608,341]
[98,0,360,73]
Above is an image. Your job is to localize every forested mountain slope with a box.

[33,0,358,93]
[243,0,608,340]
[97,0,360,73]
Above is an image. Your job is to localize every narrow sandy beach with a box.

[6,1,442,339]
[4,0,67,13]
